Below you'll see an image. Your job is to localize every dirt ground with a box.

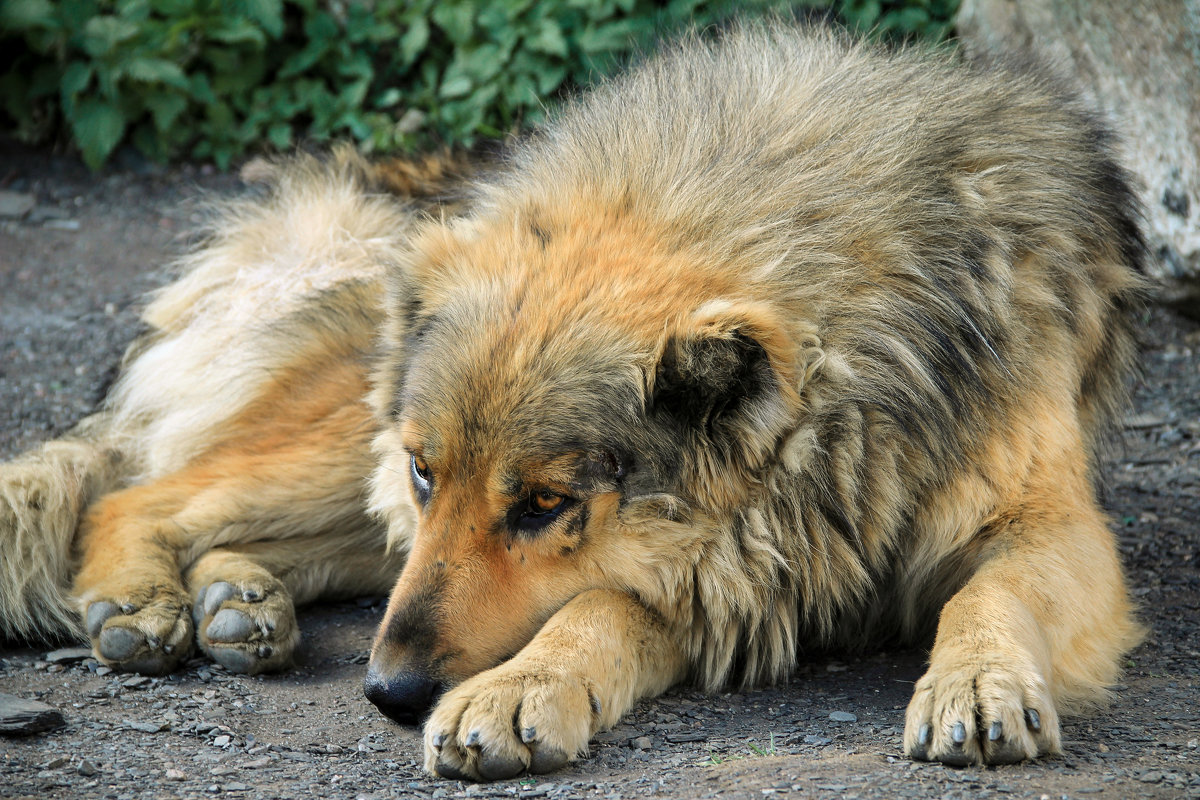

[0,141,1197,800]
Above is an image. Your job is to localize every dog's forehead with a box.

[398,286,645,476]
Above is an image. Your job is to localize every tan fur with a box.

[2,22,1145,778]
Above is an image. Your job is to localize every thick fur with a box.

[1,23,1144,777]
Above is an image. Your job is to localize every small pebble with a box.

[165,768,186,781]
[78,760,100,776]
[829,711,857,723]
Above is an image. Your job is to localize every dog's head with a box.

[362,202,810,723]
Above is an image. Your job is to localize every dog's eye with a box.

[410,454,432,502]
[531,490,563,513]
[512,490,571,533]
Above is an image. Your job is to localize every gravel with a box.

[1,141,1197,799]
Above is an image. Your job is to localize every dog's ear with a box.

[650,300,818,469]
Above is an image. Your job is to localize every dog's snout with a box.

[364,667,443,725]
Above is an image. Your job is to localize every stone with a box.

[0,190,34,219]
[829,711,857,723]
[0,693,66,735]
[45,647,94,664]
[958,0,1200,314]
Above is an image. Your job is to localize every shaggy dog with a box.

[0,23,1145,779]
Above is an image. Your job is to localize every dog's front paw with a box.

[904,651,1061,766]
[423,665,601,781]
[192,577,299,674]
[82,585,194,675]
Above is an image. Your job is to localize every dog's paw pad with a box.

[192,578,298,674]
[81,591,193,675]
[206,608,255,642]
[424,668,596,781]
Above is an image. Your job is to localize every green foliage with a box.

[0,0,959,169]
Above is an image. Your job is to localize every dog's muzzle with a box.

[364,668,443,725]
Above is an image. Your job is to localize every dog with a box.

[0,22,1146,779]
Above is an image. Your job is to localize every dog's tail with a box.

[0,414,129,642]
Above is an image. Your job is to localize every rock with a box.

[213,735,231,747]
[631,736,653,750]
[126,720,166,733]
[829,711,857,723]
[0,693,66,735]
[45,647,94,664]
[78,760,100,776]
[957,0,1200,314]
[0,190,35,219]
[165,768,186,780]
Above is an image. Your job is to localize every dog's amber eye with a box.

[410,454,432,503]
[413,455,430,480]
[531,490,563,513]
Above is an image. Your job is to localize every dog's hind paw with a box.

[192,578,299,674]
[82,586,194,675]
[423,665,597,780]
[903,650,1061,766]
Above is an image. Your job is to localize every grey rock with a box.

[958,0,1200,313]
[45,647,94,664]
[829,711,858,723]
[0,692,66,735]
[0,190,35,219]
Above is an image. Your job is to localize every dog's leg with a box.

[73,360,386,675]
[423,589,686,781]
[72,482,200,674]
[903,457,1141,766]
[185,536,404,674]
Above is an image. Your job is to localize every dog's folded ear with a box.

[650,300,820,471]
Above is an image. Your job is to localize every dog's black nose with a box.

[364,668,442,725]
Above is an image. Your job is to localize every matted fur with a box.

[1,22,1145,778]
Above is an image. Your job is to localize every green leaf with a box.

[398,15,429,67]
[124,57,189,88]
[81,15,140,57]
[237,0,283,38]
[146,90,188,132]
[526,18,568,58]
[71,97,127,168]
[431,3,474,45]
[267,122,292,149]
[59,61,94,103]
[207,18,266,45]
[0,0,57,29]
[439,73,472,99]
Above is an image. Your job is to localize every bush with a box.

[0,0,958,169]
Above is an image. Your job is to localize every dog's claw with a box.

[464,730,481,748]
[951,721,966,745]
[917,723,931,747]
[521,726,537,743]
[1025,708,1041,731]
[988,721,1002,741]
